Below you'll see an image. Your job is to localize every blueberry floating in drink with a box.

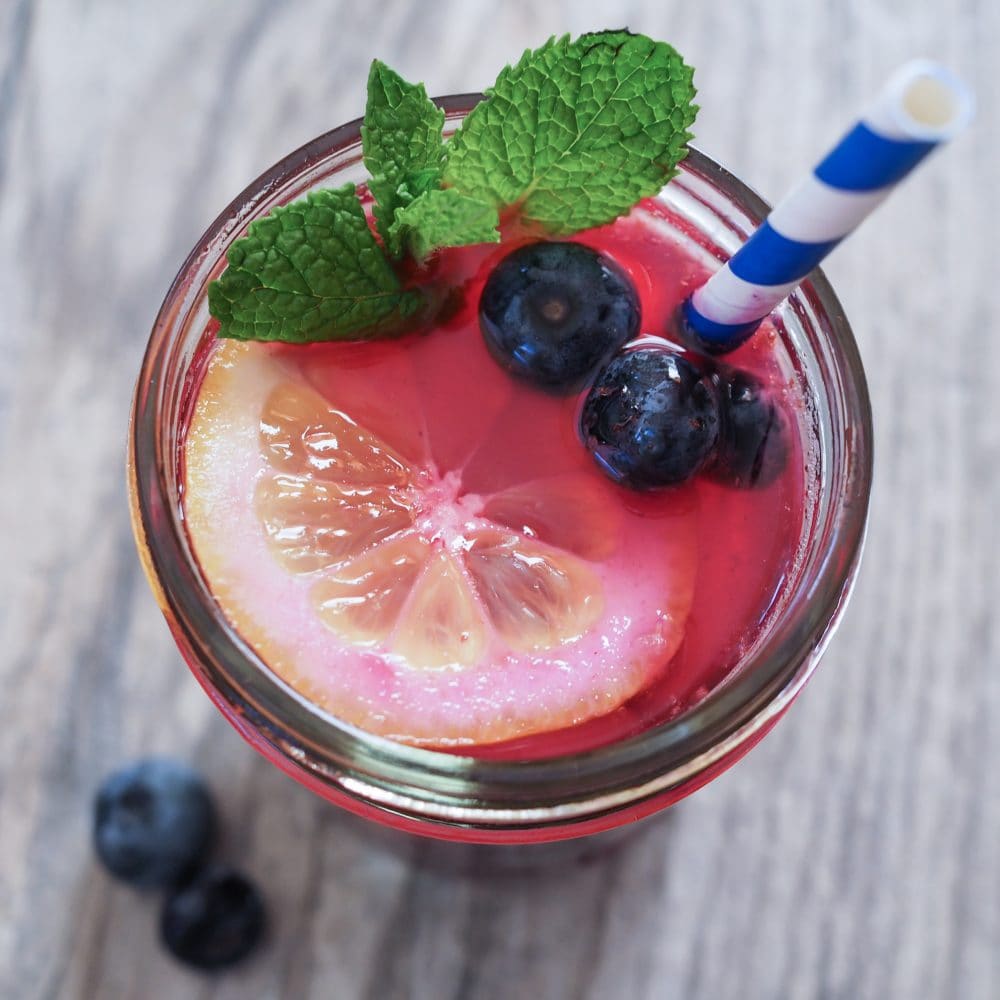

[580,348,721,489]
[479,241,640,392]
[710,367,787,488]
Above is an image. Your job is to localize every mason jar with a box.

[128,96,873,845]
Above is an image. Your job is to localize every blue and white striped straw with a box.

[681,60,974,355]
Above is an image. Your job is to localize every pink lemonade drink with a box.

[182,202,805,758]
[130,47,871,842]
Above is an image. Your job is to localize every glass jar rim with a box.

[131,94,873,829]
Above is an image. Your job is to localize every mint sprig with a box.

[445,31,697,233]
[208,186,426,342]
[209,31,698,344]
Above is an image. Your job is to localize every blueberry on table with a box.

[581,348,721,489]
[93,758,215,888]
[160,865,266,970]
[710,368,787,487]
[479,241,640,392]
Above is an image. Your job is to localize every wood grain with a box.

[1,1,997,998]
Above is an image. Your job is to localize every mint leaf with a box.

[362,60,446,244]
[372,167,443,259]
[396,167,442,203]
[443,30,697,233]
[387,188,500,261]
[208,185,426,342]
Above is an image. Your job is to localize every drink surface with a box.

[182,199,807,757]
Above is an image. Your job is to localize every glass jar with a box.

[128,96,872,844]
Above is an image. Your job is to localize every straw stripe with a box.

[727,223,840,285]
[814,123,936,191]
[684,267,799,326]
[680,60,973,355]
[768,177,889,243]
[679,301,760,344]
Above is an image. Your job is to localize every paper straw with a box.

[680,60,975,355]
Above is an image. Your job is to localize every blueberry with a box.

[160,865,266,970]
[580,347,721,489]
[479,241,640,392]
[710,368,788,487]
[93,758,215,888]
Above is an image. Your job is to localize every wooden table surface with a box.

[2,2,997,998]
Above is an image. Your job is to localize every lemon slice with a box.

[185,340,697,746]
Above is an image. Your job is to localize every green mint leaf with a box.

[208,185,426,343]
[374,167,445,259]
[387,188,500,261]
[362,60,446,243]
[443,30,698,233]
[397,168,443,203]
